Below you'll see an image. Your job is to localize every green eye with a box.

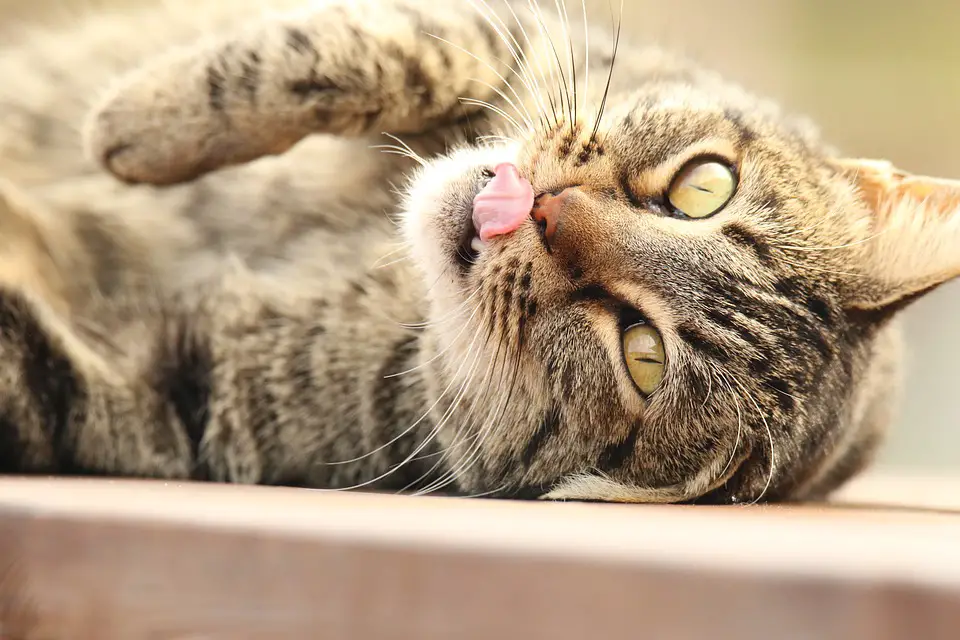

[667,158,737,218]
[622,322,665,396]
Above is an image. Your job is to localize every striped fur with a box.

[0,0,954,502]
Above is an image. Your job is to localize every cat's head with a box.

[401,42,960,503]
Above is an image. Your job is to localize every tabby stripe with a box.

[597,424,640,472]
[403,57,434,107]
[4,292,87,471]
[766,377,796,414]
[569,284,609,304]
[805,295,834,325]
[756,189,782,212]
[773,277,837,328]
[724,109,757,146]
[291,323,325,397]
[678,324,731,364]
[0,411,26,473]
[522,406,561,466]
[205,63,226,112]
[158,328,213,469]
[285,27,316,55]
[721,222,772,265]
[704,275,833,363]
[238,50,262,102]
[373,335,421,442]
[705,308,761,347]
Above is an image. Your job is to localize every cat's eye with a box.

[622,322,666,396]
[667,158,737,218]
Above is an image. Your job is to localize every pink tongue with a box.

[472,163,535,242]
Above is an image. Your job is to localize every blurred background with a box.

[1,0,958,473]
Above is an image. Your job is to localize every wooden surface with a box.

[1,474,959,639]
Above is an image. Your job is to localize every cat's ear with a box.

[830,158,960,314]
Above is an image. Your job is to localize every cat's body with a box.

[0,0,954,502]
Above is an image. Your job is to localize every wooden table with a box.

[1,474,959,639]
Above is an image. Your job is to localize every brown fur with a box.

[0,0,955,502]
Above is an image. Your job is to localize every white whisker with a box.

[725,374,776,505]
[527,0,568,127]
[502,0,561,127]
[467,0,549,129]
[385,294,484,378]
[467,77,536,132]
[425,32,533,133]
[554,0,577,128]
[459,97,524,132]
[320,318,486,476]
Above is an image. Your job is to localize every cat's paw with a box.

[84,0,512,185]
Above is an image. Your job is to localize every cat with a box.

[0,0,957,503]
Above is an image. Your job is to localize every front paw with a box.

[83,0,513,186]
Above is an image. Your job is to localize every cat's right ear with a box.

[830,157,960,316]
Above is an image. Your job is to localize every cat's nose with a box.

[532,188,576,248]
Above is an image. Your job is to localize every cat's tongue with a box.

[472,163,534,242]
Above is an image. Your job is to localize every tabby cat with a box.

[0,0,957,503]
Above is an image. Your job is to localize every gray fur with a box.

[0,0,950,502]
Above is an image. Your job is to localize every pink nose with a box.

[531,188,575,245]
[472,163,535,241]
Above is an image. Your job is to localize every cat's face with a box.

[402,59,955,503]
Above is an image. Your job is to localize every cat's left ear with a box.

[830,158,960,314]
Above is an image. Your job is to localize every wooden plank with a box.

[1,474,959,639]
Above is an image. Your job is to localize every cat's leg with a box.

[0,0,312,186]
[85,0,523,185]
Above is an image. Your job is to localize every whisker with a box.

[581,0,590,120]
[371,242,414,269]
[320,318,485,473]
[591,0,623,143]
[458,483,509,498]
[427,298,527,497]
[375,148,429,167]
[399,330,491,469]
[410,334,506,496]
[771,228,890,252]
[725,374,776,505]
[527,0,571,128]
[523,0,564,128]
[402,326,504,492]
[399,278,487,330]
[555,0,578,130]
[379,132,429,163]
[709,364,744,483]
[777,256,865,279]
[467,0,549,130]
[467,77,536,132]
[415,291,516,495]
[425,32,534,133]
[506,0,561,128]
[389,337,493,492]
[477,134,517,144]
[459,97,524,132]
[385,295,484,378]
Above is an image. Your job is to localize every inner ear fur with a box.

[830,157,960,314]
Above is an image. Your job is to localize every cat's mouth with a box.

[453,170,494,271]
[455,215,486,270]
[454,164,534,271]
